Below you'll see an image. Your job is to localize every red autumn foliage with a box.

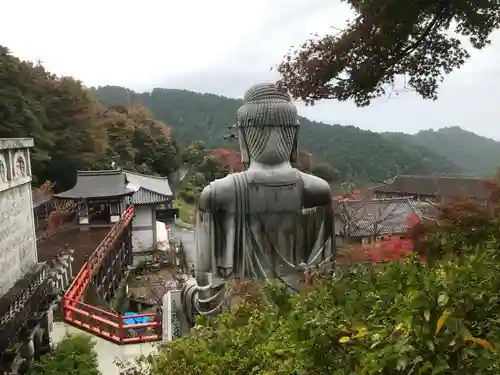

[333,189,364,201]
[211,148,244,171]
[339,213,426,264]
[440,195,491,227]
[339,236,416,264]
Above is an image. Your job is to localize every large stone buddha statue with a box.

[181,83,334,327]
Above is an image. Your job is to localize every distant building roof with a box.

[55,169,173,203]
[54,170,136,199]
[370,175,488,200]
[123,170,172,205]
[336,197,420,237]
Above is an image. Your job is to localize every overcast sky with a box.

[2,0,500,139]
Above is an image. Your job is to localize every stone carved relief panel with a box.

[13,150,29,179]
[0,153,7,183]
[0,183,38,297]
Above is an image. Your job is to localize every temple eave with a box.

[54,190,135,200]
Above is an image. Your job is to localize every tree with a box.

[182,140,208,167]
[40,76,108,190]
[32,334,101,375]
[0,46,54,185]
[277,0,500,106]
[99,104,180,176]
[0,47,181,191]
[211,148,244,172]
[312,162,340,183]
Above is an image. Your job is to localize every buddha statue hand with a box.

[180,274,227,326]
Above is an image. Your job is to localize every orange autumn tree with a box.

[34,180,79,242]
[211,148,244,172]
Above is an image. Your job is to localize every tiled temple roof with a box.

[370,175,488,200]
[124,170,172,204]
[336,197,419,237]
[54,169,173,204]
[54,170,136,199]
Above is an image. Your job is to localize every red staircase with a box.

[62,206,162,344]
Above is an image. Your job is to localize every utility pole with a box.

[223,124,238,173]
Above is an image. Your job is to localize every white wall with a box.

[0,182,38,297]
[132,204,156,252]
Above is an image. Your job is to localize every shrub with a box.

[32,333,101,375]
[119,218,500,374]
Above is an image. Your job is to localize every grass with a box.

[173,197,197,225]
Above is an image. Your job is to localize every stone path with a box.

[172,224,195,264]
[52,322,157,375]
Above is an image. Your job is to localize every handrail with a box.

[64,262,89,299]
[64,297,121,318]
[88,205,134,275]
[62,205,162,344]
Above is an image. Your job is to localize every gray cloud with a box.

[145,6,500,140]
[3,0,499,140]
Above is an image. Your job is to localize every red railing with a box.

[62,206,162,344]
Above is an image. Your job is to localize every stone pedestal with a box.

[162,290,186,342]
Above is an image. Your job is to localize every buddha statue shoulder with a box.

[181,83,334,327]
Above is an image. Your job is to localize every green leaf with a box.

[424,310,431,322]
[396,357,408,371]
[438,293,449,307]
[431,364,450,375]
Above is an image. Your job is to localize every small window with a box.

[110,203,120,215]
[79,203,89,216]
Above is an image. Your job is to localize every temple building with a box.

[54,170,136,225]
[334,197,421,246]
[54,169,173,252]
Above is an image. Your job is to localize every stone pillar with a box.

[162,292,172,342]
[40,306,54,350]
[19,334,35,370]
[162,290,184,341]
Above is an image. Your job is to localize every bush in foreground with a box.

[120,219,500,374]
[32,333,101,375]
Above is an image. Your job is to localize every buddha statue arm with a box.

[182,184,227,325]
[194,186,213,287]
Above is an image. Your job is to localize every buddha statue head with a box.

[236,83,299,167]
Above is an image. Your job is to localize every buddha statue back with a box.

[180,83,334,328]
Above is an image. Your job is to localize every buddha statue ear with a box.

[238,129,250,169]
[290,131,298,163]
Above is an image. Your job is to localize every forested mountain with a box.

[1,41,490,191]
[90,86,462,183]
[0,46,179,191]
[384,127,500,177]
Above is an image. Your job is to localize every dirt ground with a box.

[37,227,109,272]
[127,267,181,305]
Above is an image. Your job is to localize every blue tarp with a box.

[123,312,149,332]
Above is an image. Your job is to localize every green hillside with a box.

[90,86,462,183]
[383,127,500,177]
